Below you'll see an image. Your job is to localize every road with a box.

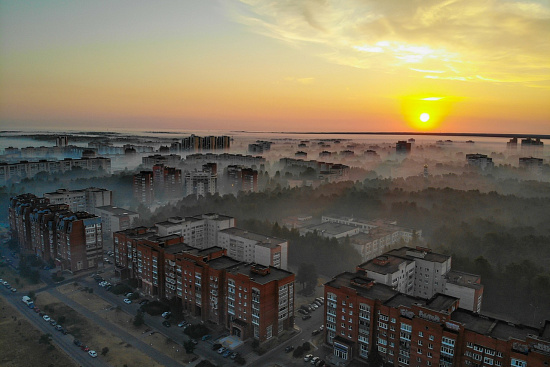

[0,285,110,367]
[1,244,333,367]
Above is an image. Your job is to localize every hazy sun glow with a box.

[420,113,430,122]
[401,95,458,131]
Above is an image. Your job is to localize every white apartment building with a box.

[184,170,217,197]
[155,213,235,249]
[44,187,112,214]
[94,205,139,241]
[357,246,482,312]
[218,228,288,270]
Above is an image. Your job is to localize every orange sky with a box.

[1,1,549,133]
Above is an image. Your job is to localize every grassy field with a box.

[0,296,77,367]
[56,282,197,364]
[0,265,47,293]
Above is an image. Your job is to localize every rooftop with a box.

[226,263,294,285]
[207,255,242,270]
[445,270,483,289]
[385,293,458,313]
[358,255,412,275]
[302,222,358,236]
[325,272,397,302]
[220,227,286,246]
[451,309,539,341]
[387,246,450,263]
[95,205,138,217]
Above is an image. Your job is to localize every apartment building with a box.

[184,170,217,197]
[114,226,295,342]
[155,214,235,249]
[182,135,230,152]
[0,157,111,184]
[44,187,112,214]
[357,246,482,312]
[466,154,494,171]
[133,171,155,204]
[226,165,258,193]
[519,157,544,174]
[152,164,183,199]
[324,271,550,366]
[94,205,139,242]
[9,193,103,272]
[142,154,181,168]
[218,228,288,270]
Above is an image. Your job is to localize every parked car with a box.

[218,347,227,354]
[312,329,321,336]
[139,299,149,305]
[304,354,313,362]
[230,352,239,359]
[190,339,198,345]
[162,311,171,319]
[223,350,232,358]
[320,325,324,331]
[125,292,133,298]
[88,350,97,358]
[73,339,82,347]
[317,360,326,366]
[285,345,294,353]
[201,334,211,341]
[302,315,312,320]
[162,321,171,327]
[34,308,40,313]
[123,298,132,304]
[11,288,16,292]
[212,343,222,351]
[43,315,51,322]
[311,356,320,365]
[81,345,90,352]
[50,319,57,326]
[55,325,63,331]
[178,321,187,328]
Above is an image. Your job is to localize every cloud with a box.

[228,0,550,86]
[284,76,315,84]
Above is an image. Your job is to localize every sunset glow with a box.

[0,1,548,133]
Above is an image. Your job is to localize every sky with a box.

[0,0,549,134]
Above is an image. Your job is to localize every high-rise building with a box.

[396,141,412,154]
[466,154,494,171]
[133,171,155,204]
[9,193,103,273]
[184,170,217,197]
[152,164,183,199]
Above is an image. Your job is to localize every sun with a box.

[420,113,430,122]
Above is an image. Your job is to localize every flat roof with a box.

[385,293,457,313]
[451,309,539,341]
[207,256,242,270]
[387,246,450,263]
[358,255,412,275]
[302,222,358,236]
[95,205,138,216]
[446,270,483,289]
[220,227,286,246]
[226,263,294,285]
[325,272,397,302]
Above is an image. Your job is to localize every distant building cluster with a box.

[0,157,111,184]
[396,140,412,154]
[181,134,230,152]
[323,246,550,367]
[114,213,293,342]
[279,158,350,183]
[9,194,103,273]
[248,140,272,154]
[133,164,183,204]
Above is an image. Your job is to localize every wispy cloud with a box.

[227,0,550,86]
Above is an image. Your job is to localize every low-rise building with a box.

[94,205,139,242]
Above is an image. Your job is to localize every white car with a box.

[304,354,313,362]
[43,315,51,322]
[11,288,17,292]
[88,350,97,358]
[123,298,132,304]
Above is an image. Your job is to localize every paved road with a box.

[48,287,185,367]
[0,285,110,367]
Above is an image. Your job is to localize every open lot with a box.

[0,265,47,293]
[57,282,196,364]
[34,291,167,367]
[0,296,77,367]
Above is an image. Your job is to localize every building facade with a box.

[44,187,112,214]
[133,171,155,204]
[324,271,550,366]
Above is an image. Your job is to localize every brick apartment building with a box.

[9,193,103,273]
[152,164,183,199]
[324,266,549,366]
[113,226,295,342]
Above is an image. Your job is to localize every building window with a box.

[511,359,526,367]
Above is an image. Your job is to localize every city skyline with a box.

[1,1,549,134]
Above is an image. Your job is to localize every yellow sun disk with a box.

[420,113,430,122]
